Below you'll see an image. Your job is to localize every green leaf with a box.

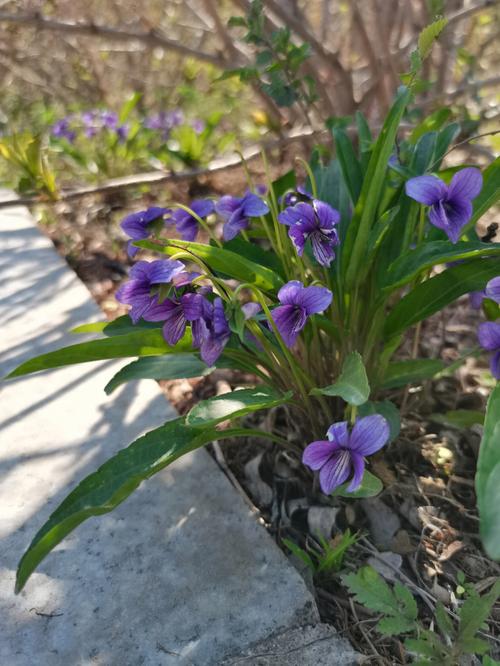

[458,580,500,643]
[136,239,283,293]
[222,236,285,279]
[383,241,500,292]
[104,354,213,394]
[377,614,416,636]
[343,86,411,290]
[343,566,397,614]
[282,538,315,570]
[435,602,455,639]
[310,351,370,406]
[384,260,500,339]
[119,92,142,123]
[15,418,228,592]
[476,386,500,559]
[466,156,500,232]
[382,358,446,389]
[433,122,461,169]
[5,330,192,379]
[332,127,363,204]
[71,316,161,337]
[358,400,401,442]
[418,17,448,60]
[409,108,452,143]
[331,470,383,498]
[185,385,293,428]
[431,409,484,429]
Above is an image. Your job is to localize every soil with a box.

[33,157,500,665]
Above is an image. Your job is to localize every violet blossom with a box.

[171,199,214,242]
[302,415,390,494]
[272,280,332,347]
[115,259,185,323]
[120,207,171,257]
[485,277,500,304]
[405,167,483,243]
[278,200,340,267]
[281,186,312,207]
[478,321,500,380]
[52,118,76,143]
[216,191,269,241]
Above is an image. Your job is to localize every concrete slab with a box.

[0,198,356,665]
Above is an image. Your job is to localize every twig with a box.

[0,12,227,67]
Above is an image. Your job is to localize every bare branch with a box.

[0,12,227,68]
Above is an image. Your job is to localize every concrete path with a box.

[0,196,359,665]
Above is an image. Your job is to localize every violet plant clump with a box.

[7,55,500,594]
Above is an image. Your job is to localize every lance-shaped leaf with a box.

[104,354,213,395]
[310,352,370,406]
[381,359,446,389]
[476,384,500,560]
[384,260,500,339]
[5,330,191,379]
[343,86,411,290]
[15,419,274,592]
[466,156,500,233]
[136,239,283,293]
[71,316,161,337]
[383,241,500,292]
[332,126,363,204]
[186,385,293,428]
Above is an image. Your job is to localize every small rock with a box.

[362,498,401,550]
[367,551,402,582]
[244,454,273,507]
[307,506,341,539]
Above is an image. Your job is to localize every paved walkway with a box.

[0,196,359,665]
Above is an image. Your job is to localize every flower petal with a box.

[405,175,447,205]
[429,198,472,243]
[302,440,339,471]
[223,209,248,241]
[310,231,337,267]
[181,293,205,321]
[216,195,241,220]
[478,321,500,351]
[272,303,307,346]
[326,421,350,447]
[349,415,389,456]
[191,198,215,218]
[319,450,352,494]
[449,167,483,201]
[346,451,365,492]
[277,280,303,305]
[313,200,340,229]
[242,193,269,217]
[162,304,187,345]
[490,350,500,380]
[294,285,333,315]
[148,259,185,285]
[485,277,500,304]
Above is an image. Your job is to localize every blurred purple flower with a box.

[145,109,184,139]
[171,199,214,242]
[278,200,340,267]
[405,168,483,243]
[191,119,205,134]
[216,191,269,241]
[470,291,485,310]
[302,415,390,494]
[485,277,500,304]
[272,280,332,347]
[101,110,118,129]
[116,125,129,142]
[281,186,312,208]
[52,118,76,143]
[120,206,171,257]
[478,321,500,380]
[115,259,184,323]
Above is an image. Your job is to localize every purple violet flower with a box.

[272,280,332,347]
[191,119,205,134]
[120,206,171,257]
[470,291,485,310]
[116,125,128,142]
[100,110,118,130]
[478,321,500,379]
[52,118,76,143]
[171,199,215,242]
[216,192,269,241]
[302,416,390,494]
[115,259,185,323]
[145,292,208,345]
[485,277,500,304]
[195,297,231,365]
[405,168,483,243]
[278,200,340,267]
[281,186,312,207]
